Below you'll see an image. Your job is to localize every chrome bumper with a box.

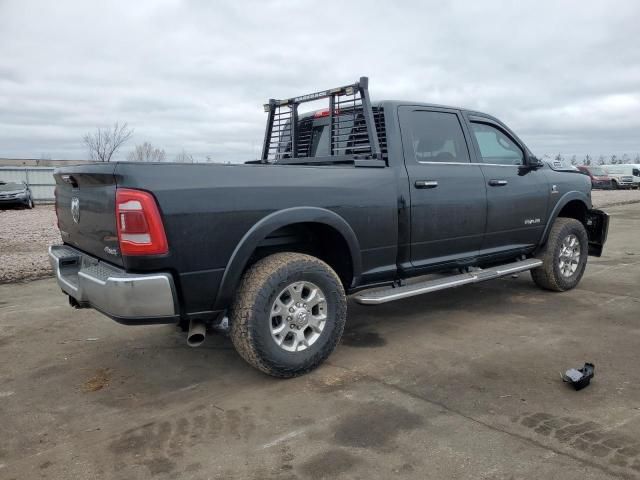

[49,245,178,324]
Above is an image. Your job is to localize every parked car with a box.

[49,77,609,377]
[576,166,613,189]
[603,164,640,189]
[0,180,34,208]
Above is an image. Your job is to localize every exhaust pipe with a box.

[187,320,206,347]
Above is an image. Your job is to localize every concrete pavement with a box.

[1,203,639,479]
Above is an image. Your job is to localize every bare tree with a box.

[36,153,52,166]
[621,153,630,164]
[83,122,134,162]
[127,142,166,162]
[570,154,578,166]
[583,154,592,166]
[175,150,194,163]
[635,154,640,163]
[610,154,618,164]
[597,155,606,165]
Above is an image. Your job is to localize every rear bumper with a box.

[49,244,179,325]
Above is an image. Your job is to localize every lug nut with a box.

[289,307,295,312]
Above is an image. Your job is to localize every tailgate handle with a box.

[61,174,78,188]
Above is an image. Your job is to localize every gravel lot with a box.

[0,205,60,283]
[1,189,639,284]
[592,188,640,207]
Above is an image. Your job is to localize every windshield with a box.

[589,167,606,176]
[0,181,25,192]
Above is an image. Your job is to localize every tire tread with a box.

[229,252,346,378]
[531,217,588,292]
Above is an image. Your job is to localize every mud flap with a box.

[586,209,609,257]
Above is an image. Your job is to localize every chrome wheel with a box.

[559,234,581,278]
[270,281,327,352]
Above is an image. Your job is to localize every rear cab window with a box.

[276,108,387,160]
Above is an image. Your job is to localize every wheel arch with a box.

[214,207,362,310]
[540,191,591,246]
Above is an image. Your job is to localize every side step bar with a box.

[354,258,543,305]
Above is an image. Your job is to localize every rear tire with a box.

[531,218,588,292]
[612,180,619,190]
[230,252,347,378]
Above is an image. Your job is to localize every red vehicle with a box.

[577,166,613,189]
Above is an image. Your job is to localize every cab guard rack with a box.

[260,76,382,165]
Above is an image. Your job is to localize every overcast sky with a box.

[1,0,639,162]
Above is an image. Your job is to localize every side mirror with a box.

[527,155,544,169]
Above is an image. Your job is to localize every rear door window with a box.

[403,110,470,163]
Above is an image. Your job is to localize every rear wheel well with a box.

[244,222,354,289]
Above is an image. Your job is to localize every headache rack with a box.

[260,76,385,166]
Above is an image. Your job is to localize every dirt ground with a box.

[0,202,639,479]
[0,189,639,284]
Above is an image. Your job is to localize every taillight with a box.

[116,189,168,256]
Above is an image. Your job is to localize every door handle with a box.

[415,180,438,189]
[488,179,508,187]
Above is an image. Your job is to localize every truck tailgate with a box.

[53,163,123,266]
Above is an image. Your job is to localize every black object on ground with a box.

[563,362,595,390]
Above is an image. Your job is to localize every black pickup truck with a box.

[50,77,609,377]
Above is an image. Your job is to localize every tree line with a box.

[82,122,201,163]
[81,122,639,166]
[545,153,640,166]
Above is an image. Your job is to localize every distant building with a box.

[0,158,96,167]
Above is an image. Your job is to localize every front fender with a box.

[213,207,362,310]
[540,190,591,246]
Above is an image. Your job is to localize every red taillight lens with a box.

[116,189,168,256]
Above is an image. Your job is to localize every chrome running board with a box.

[354,258,543,305]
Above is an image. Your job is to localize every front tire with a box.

[531,218,588,292]
[230,252,347,378]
